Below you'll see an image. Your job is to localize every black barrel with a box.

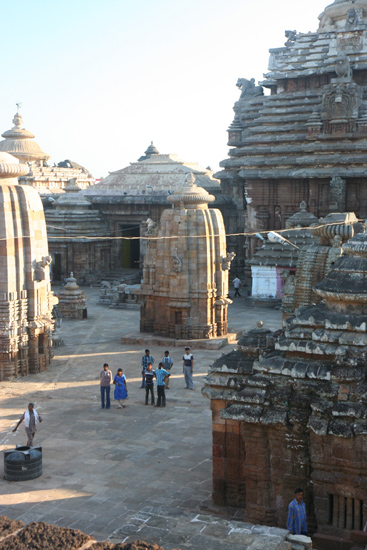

[4,445,42,481]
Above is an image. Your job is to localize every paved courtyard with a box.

[0,289,286,549]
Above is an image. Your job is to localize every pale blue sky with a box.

[1,0,330,177]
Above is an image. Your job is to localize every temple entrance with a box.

[120,225,140,269]
[51,253,62,281]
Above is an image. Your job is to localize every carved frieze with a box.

[337,31,363,51]
[322,81,363,134]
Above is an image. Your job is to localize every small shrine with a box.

[57,273,88,319]
[140,174,232,339]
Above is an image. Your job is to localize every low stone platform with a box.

[121,333,238,350]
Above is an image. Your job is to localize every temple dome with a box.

[0,110,50,163]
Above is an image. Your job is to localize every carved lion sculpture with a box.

[236,78,264,99]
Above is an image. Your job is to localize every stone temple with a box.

[217,0,367,283]
[0,152,55,380]
[140,174,233,340]
[203,223,367,547]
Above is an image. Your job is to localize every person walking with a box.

[100,363,113,409]
[287,488,308,536]
[141,349,154,388]
[183,346,194,390]
[145,363,155,405]
[233,276,241,297]
[113,368,128,408]
[12,403,42,447]
[155,362,170,407]
[162,350,173,389]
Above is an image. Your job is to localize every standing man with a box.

[141,349,154,389]
[162,350,173,389]
[13,403,42,447]
[145,363,155,406]
[233,275,241,297]
[100,363,113,409]
[183,346,194,390]
[155,362,170,407]
[287,488,308,536]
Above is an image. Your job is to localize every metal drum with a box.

[4,445,42,481]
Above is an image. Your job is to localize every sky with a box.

[0,0,331,178]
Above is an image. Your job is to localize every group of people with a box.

[99,346,194,409]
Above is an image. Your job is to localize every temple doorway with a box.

[51,253,62,281]
[120,225,140,268]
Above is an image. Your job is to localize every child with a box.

[113,368,128,408]
[162,350,173,389]
[145,363,155,405]
[155,362,170,407]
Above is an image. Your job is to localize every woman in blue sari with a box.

[113,368,128,408]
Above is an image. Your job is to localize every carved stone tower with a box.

[0,152,56,380]
[140,174,232,339]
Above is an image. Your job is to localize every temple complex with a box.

[0,152,56,380]
[140,174,232,339]
[217,0,367,283]
[203,225,367,548]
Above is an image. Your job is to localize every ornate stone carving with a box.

[335,53,352,80]
[329,176,346,212]
[284,29,297,46]
[171,248,182,273]
[34,255,52,281]
[236,78,264,100]
[345,8,361,29]
[322,79,362,134]
[221,252,236,271]
[145,217,158,236]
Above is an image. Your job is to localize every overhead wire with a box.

[6,220,358,242]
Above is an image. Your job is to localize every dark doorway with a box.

[120,225,140,269]
[51,253,62,281]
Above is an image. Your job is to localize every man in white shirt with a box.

[233,276,241,297]
[13,403,42,446]
[183,346,194,390]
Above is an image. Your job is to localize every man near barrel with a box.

[13,403,42,447]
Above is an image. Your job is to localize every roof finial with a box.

[16,102,22,113]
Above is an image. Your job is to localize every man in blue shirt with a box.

[141,349,154,389]
[145,363,155,406]
[287,488,307,536]
[155,362,170,407]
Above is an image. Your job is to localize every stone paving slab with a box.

[0,288,288,549]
